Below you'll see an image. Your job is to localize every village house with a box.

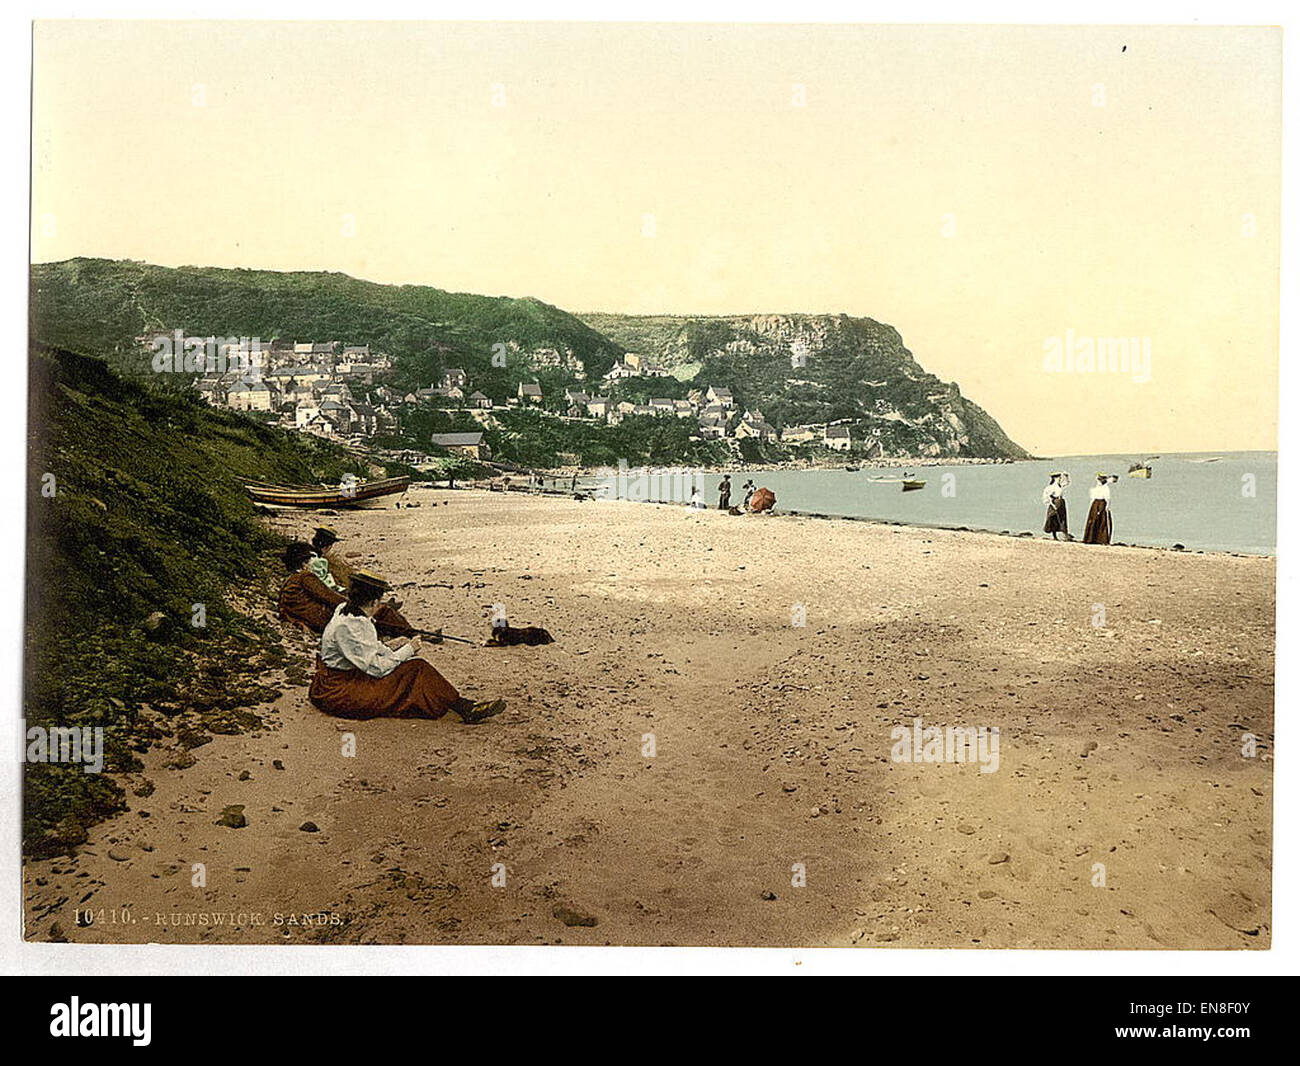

[518,382,543,404]
[706,386,735,408]
[294,400,320,428]
[673,399,695,418]
[350,403,380,436]
[780,424,820,444]
[468,391,493,410]
[430,431,491,460]
[227,381,276,412]
[319,399,353,434]
[735,416,777,442]
[292,365,332,387]
[443,368,468,389]
[649,398,675,416]
[824,424,853,451]
[697,415,728,439]
[603,359,639,381]
[586,396,611,419]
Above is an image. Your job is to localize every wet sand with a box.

[24,488,1274,947]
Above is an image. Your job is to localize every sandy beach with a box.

[24,488,1274,948]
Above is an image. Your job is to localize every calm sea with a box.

[583,452,1277,556]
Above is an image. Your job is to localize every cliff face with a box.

[581,312,1031,459]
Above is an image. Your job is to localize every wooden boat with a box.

[1127,462,1153,479]
[869,473,927,491]
[844,465,861,472]
[243,476,410,510]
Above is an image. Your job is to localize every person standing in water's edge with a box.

[718,474,732,510]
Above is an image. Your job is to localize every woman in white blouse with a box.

[1083,474,1116,545]
[1042,472,1072,540]
[309,569,505,724]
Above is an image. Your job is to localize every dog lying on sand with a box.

[486,624,555,646]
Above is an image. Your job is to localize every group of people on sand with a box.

[1042,472,1120,545]
[688,474,776,514]
[277,525,505,724]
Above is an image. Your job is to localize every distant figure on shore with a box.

[1083,474,1117,545]
[690,486,706,510]
[718,474,732,510]
[311,525,352,589]
[1042,473,1073,540]
[742,480,756,509]
[309,569,505,723]
[279,542,416,638]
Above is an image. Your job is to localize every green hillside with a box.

[23,340,373,856]
[29,258,623,392]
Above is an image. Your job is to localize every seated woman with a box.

[310,525,350,590]
[278,542,415,638]
[309,569,505,724]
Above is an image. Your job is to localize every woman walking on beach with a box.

[1083,474,1117,545]
[309,569,505,723]
[1042,473,1072,540]
[718,474,732,510]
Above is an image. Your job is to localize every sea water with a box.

[588,452,1276,556]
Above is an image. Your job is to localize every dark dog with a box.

[486,624,555,647]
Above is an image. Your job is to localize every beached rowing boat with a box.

[244,476,410,509]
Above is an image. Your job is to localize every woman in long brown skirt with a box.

[308,568,505,724]
[1083,474,1115,545]
[279,542,418,638]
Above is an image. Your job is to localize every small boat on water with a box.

[1188,456,1223,464]
[844,465,861,472]
[1128,460,1154,479]
[244,476,410,510]
[867,473,927,491]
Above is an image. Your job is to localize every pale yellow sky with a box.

[31,21,1280,455]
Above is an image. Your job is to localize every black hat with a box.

[314,525,340,545]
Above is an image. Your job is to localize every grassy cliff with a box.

[23,340,370,855]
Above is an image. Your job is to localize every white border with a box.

[1,0,1294,977]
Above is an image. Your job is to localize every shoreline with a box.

[447,483,1275,559]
